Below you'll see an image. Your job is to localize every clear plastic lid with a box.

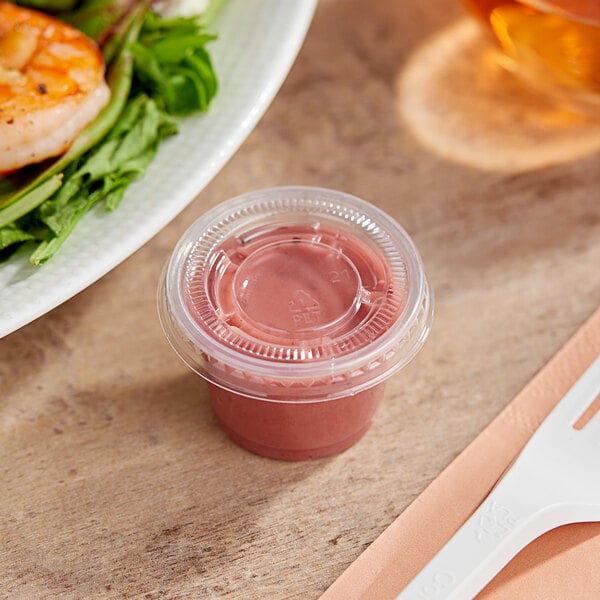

[158,186,433,402]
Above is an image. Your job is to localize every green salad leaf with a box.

[31,95,177,265]
[131,12,218,114]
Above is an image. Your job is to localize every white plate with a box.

[0,0,317,339]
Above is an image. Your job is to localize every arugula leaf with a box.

[0,224,36,255]
[131,12,218,114]
[31,94,177,264]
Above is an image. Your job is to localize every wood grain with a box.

[1,0,599,598]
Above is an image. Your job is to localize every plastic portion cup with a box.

[158,187,433,460]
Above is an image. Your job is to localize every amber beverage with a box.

[461,0,600,114]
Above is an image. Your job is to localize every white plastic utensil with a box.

[396,355,600,600]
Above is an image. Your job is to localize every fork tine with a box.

[539,355,600,431]
[576,397,600,439]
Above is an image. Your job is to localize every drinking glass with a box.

[461,0,600,115]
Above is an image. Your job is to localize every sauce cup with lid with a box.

[158,186,433,460]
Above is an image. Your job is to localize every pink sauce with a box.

[208,382,385,460]
[187,223,404,460]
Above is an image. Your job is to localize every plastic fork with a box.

[396,355,600,600]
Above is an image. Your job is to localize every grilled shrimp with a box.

[0,2,110,173]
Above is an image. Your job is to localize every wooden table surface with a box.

[2,0,599,598]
